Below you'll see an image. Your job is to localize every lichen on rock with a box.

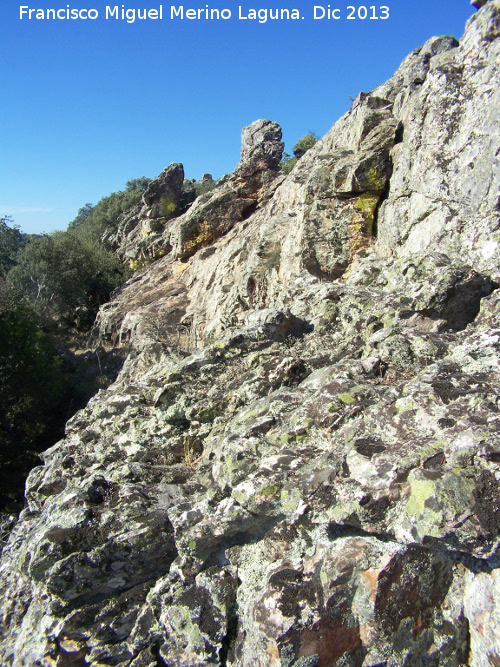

[2,4,500,666]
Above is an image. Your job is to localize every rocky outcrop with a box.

[2,3,500,666]
[89,3,499,351]
[374,22,500,282]
[90,99,399,347]
[104,119,285,269]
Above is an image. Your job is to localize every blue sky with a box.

[2,0,473,234]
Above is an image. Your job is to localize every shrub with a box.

[161,197,178,217]
[280,133,319,173]
[280,153,298,174]
[293,133,318,159]
[0,216,28,277]
[7,228,126,328]
[0,284,67,509]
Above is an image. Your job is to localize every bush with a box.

[161,197,178,217]
[6,178,153,329]
[194,174,216,197]
[293,133,318,159]
[0,216,29,277]
[280,153,298,174]
[280,133,319,173]
[0,284,67,509]
[69,184,148,239]
[7,227,126,328]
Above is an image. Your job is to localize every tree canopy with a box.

[0,284,67,508]
[280,133,319,174]
[0,216,29,277]
[68,177,150,238]
[6,179,151,328]
[0,178,150,509]
[292,132,318,159]
[7,228,125,327]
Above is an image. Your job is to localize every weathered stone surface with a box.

[240,118,284,168]
[375,7,500,281]
[142,162,184,215]
[2,5,500,666]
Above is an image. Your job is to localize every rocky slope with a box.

[1,3,500,665]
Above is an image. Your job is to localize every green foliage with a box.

[71,202,94,226]
[7,228,126,327]
[280,153,298,174]
[0,216,28,277]
[280,133,319,173]
[126,176,151,192]
[68,178,150,238]
[160,197,178,217]
[129,256,152,272]
[293,133,318,159]
[0,284,67,509]
[6,177,152,329]
[0,178,151,507]
[194,174,216,197]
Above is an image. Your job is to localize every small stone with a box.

[361,356,381,374]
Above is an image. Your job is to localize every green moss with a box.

[281,487,302,511]
[246,352,263,368]
[395,397,415,413]
[319,301,337,321]
[129,257,151,272]
[267,432,279,445]
[237,408,258,423]
[184,220,215,252]
[233,488,250,503]
[473,430,492,442]
[366,167,386,190]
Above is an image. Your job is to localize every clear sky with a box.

[2,0,474,234]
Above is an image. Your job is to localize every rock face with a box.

[2,4,500,666]
[104,119,284,270]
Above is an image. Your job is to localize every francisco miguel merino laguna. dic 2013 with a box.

[19,4,390,22]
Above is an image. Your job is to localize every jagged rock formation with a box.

[1,4,500,666]
[104,119,283,270]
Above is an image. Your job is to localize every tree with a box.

[280,133,319,174]
[69,203,94,228]
[68,179,151,237]
[280,153,298,174]
[126,177,151,192]
[0,283,67,508]
[7,227,126,328]
[292,132,318,159]
[0,216,28,277]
